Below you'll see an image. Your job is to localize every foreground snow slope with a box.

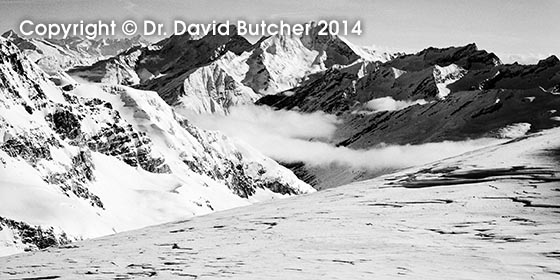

[2,128,559,279]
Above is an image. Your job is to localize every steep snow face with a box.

[240,32,394,96]
[166,34,323,114]
[1,30,147,74]
[180,58,258,114]
[1,128,559,279]
[243,35,321,95]
[432,64,467,99]
[151,51,259,115]
[0,38,313,256]
[337,36,395,63]
[391,67,406,79]
[300,23,395,68]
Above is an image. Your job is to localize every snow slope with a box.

[1,127,559,279]
[433,64,467,99]
[0,37,313,256]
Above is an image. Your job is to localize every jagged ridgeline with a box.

[1,30,148,75]
[61,24,395,115]
[0,37,314,255]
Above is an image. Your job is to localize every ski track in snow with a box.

[1,128,560,279]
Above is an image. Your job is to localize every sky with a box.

[0,0,558,63]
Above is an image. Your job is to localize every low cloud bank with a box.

[364,97,427,113]
[188,105,496,170]
[188,105,339,140]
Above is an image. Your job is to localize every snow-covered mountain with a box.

[143,34,322,115]
[68,24,395,114]
[258,43,502,114]
[258,43,560,188]
[301,22,395,67]
[0,37,314,256]
[2,126,558,279]
[1,30,147,74]
[241,35,321,95]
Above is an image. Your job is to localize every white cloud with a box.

[187,105,497,172]
[187,105,339,140]
[363,97,427,113]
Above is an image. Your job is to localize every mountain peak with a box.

[388,43,501,71]
[537,55,560,66]
[421,43,479,56]
[463,43,478,51]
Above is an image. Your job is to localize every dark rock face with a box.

[386,43,501,71]
[182,154,257,198]
[45,150,103,208]
[257,62,366,114]
[259,181,298,196]
[178,123,255,197]
[0,134,58,166]
[0,133,101,208]
[49,110,82,140]
[280,162,319,187]
[449,55,560,92]
[61,84,74,91]
[226,162,256,198]
[87,125,171,174]
[0,216,70,251]
[338,88,560,148]
[258,61,444,115]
